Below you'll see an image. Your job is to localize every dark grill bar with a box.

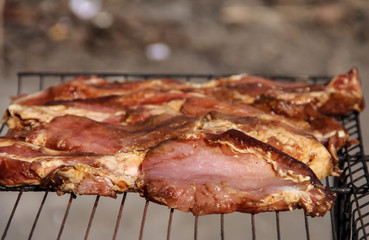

[139,200,150,240]
[166,208,174,240]
[220,214,224,240]
[28,190,48,240]
[275,212,281,240]
[304,215,311,240]
[1,188,23,240]
[251,214,256,240]
[0,72,368,240]
[113,192,127,240]
[56,194,74,240]
[194,215,198,240]
[84,196,100,240]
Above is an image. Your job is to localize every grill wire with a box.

[0,72,368,240]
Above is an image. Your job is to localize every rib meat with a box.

[0,138,141,196]
[1,68,364,217]
[9,68,364,117]
[6,114,200,154]
[7,112,336,179]
[3,69,359,152]
[4,77,351,156]
[0,130,335,216]
[4,94,349,149]
[4,89,199,128]
[13,76,187,106]
[179,97,349,164]
[199,67,364,115]
[4,93,348,180]
[202,112,337,179]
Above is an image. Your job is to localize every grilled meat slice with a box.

[13,76,186,106]
[180,97,264,117]
[251,96,350,168]
[4,89,198,128]
[3,69,358,154]
[179,97,349,163]
[6,114,200,154]
[8,68,364,116]
[318,68,365,115]
[200,67,364,115]
[0,138,142,195]
[0,130,335,217]
[139,129,335,216]
[5,94,349,151]
[7,112,336,179]
[252,95,348,146]
[202,112,337,179]
[42,89,200,109]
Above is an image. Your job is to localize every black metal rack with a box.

[0,72,368,240]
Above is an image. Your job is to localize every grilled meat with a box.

[8,68,364,116]
[7,112,335,179]
[199,67,364,115]
[12,77,186,106]
[139,129,335,216]
[4,95,348,150]
[6,114,200,154]
[0,130,335,216]
[0,138,141,196]
[0,68,364,217]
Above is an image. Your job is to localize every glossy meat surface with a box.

[6,111,336,179]
[0,130,335,216]
[4,89,198,128]
[202,112,336,179]
[1,68,364,217]
[6,114,199,154]
[4,94,349,154]
[199,68,364,115]
[9,68,364,116]
[0,138,143,197]
[140,129,335,216]
[13,77,186,106]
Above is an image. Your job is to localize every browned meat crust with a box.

[6,112,335,179]
[140,129,335,216]
[0,130,335,216]
[0,68,364,217]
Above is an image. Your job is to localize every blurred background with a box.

[1,0,369,75]
[0,0,368,239]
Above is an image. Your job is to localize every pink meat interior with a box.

[143,138,300,195]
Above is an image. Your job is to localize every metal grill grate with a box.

[0,72,368,240]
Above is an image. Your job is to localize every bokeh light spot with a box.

[145,43,171,61]
[69,0,102,20]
